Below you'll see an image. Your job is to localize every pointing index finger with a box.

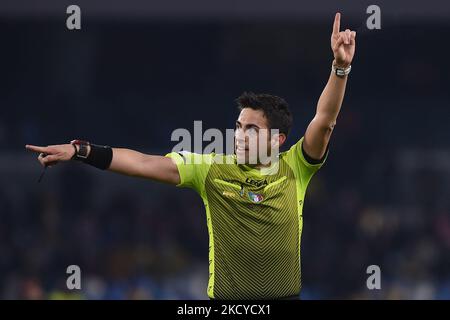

[333,12,341,35]
[25,145,49,154]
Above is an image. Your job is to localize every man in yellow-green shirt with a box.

[166,135,326,299]
[26,13,356,299]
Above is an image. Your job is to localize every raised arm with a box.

[25,142,180,185]
[303,12,356,160]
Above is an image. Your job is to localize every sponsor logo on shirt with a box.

[245,178,268,188]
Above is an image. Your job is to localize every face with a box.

[235,108,285,166]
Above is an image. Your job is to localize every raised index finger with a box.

[333,12,341,35]
[25,145,49,153]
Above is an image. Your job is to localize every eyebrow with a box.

[235,120,261,130]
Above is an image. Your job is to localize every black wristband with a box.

[84,144,113,170]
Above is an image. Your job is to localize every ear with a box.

[270,133,287,148]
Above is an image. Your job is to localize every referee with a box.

[26,13,356,300]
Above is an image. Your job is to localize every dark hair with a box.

[236,92,293,137]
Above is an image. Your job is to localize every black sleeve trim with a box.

[301,141,329,165]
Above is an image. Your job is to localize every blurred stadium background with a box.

[1,0,450,299]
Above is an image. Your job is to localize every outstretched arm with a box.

[25,143,180,185]
[303,12,356,160]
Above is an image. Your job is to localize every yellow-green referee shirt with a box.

[166,137,327,299]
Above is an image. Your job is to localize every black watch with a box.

[71,140,90,160]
